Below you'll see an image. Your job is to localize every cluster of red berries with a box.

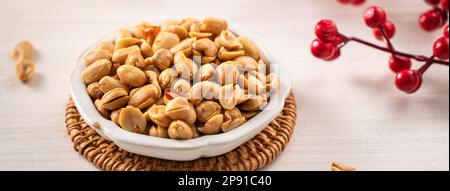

[419,0,449,32]
[336,0,366,6]
[311,6,449,94]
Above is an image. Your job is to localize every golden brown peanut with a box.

[112,45,140,63]
[94,99,111,119]
[164,25,188,40]
[239,74,264,95]
[145,105,172,128]
[200,17,228,36]
[195,101,222,123]
[188,32,212,39]
[190,23,201,33]
[218,47,245,61]
[238,94,265,111]
[188,81,221,105]
[111,108,123,125]
[149,125,169,138]
[87,82,104,99]
[218,84,242,110]
[215,30,243,50]
[238,36,260,60]
[198,114,223,135]
[159,68,178,89]
[168,120,194,140]
[222,108,246,132]
[94,41,114,54]
[101,88,130,110]
[165,97,196,124]
[170,37,196,56]
[180,18,201,32]
[131,21,152,39]
[215,61,239,85]
[117,28,132,39]
[198,64,215,81]
[125,49,145,68]
[173,51,197,79]
[81,59,112,85]
[152,32,180,52]
[241,111,259,119]
[233,56,258,70]
[147,48,173,71]
[129,85,160,110]
[192,38,218,57]
[15,59,35,83]
[116,64,147,87]
[146,70,162,97]
[11,41,33,62]
[140,40,153,58]
[119,106,147,134]
[114,37,140,50]
[84,49,112,66]
[98,76,129,94]
[171,79,191,98]
[265,73,280,92]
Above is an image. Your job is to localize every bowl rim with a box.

[70,22,291,153]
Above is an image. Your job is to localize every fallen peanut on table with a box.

[11,41,36,83]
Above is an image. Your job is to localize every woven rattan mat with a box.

[65,93,297,171]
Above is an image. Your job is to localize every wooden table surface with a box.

[0,0,448,171]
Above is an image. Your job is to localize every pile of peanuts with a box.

[81,17,280,140]
[11,41,35,83]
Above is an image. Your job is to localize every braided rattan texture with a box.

[65,93,297,171]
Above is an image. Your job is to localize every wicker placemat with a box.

[65,93,297,171]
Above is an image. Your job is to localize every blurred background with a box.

[0,0,448,170]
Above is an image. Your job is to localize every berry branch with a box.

[311,6,449,94]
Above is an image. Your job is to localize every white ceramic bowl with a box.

[70,24,291,161]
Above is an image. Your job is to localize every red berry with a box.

[364,6,387,28]
[433,37,450,60]
[441,0,449,12]
[419,8,445,31]
[444,25,449,39]
[424,0,440,5]
[351,0,366,5]
[324,49,341,61]
[389,56,412,73]
[311,39,336,60]
[337,0,352,4]
[315,20,338,42]
[395,70,422,94]
[373,20,396,41]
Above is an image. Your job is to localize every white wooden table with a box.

[0,0,448,171]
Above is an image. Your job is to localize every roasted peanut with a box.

[198,63,215,81]
[11,41,33,62]
[215,61,239,85]
[111,108,123,125]
[152,32,180,52]
[173,51,197,79]
[192,38,218,57]
[170,37,195,56]
[112,45,140,63]
[198,114,223,135]
[84,49,112,66]
[163,25,188,40]
[215,30,243,50]
[87,82,104,99]
[98,76,129,94]
[233,56,258,70]
[146,48,172,71]
[238,36,260,60]
[171,79,191,97]
[101,88,130,110]
[188,81,221,105]
[140,40,153,58]
[149,125,169,138]
[200,17,228,36]
[218,47,245,61]
[115,37,140,50]
[165,97,196,124]
[158,68,178,89]
[222,108,246,132]
[218,84,242,110]
[195,101,222,123]
[116,64,147,87]
[238,94,266,111]
[238,74,264,95]
[15,59,35,83]
[94,99,111,119]
[168,120,194,140]
[129,85,160,110]
[265,73,280,92]
[81,59,112,85]
[145,105,172,128]
[119,106,147,134]
[125,49,145,68]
